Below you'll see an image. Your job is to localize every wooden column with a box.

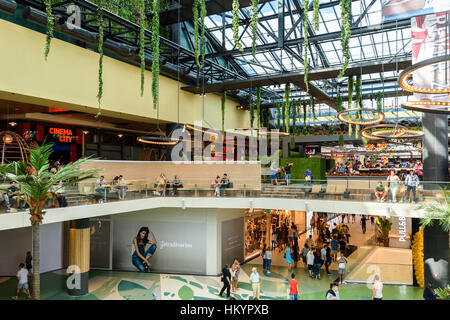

[68,218,90,296]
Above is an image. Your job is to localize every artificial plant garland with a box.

[354,74,362,138]
[302,102,307,127]
[291,99,297,135]
[281,99,286,132]
[285,83,291,133]
[221,91,226,136]
[339,134,344,147]
[256,87,261,127]
[338,0,351,79]
[250,100,255,128]
[44,0,54,60]
[151,0,160,110]
[302,0,309,93]
[250,0,259,57]
[337,94,343,111]
[139,0,146,96]
[376,91,383,112]
[313,0,320,31]
[311,96,316,119]
[193,0,207,68]
[276,102,281,130]
[232,0,243,52]
[95,0,104,118]
[347,76,354,135]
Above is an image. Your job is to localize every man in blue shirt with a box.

[249,267,261,299]
[331,236,339,262]
[404,170,419,203]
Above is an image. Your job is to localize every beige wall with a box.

[0,19,249,130]
[80,160,261,189]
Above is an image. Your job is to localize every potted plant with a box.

[375,217,392,247]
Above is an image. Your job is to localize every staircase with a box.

[260,185,307,199]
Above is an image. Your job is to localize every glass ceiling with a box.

[197,0,411,100]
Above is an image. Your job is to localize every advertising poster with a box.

[221,217,245,266]
[112,220,207,274]
[382,0,450,22]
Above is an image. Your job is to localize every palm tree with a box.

[375,217,392,247]
[0,143,99,300]
[419,189,450,231]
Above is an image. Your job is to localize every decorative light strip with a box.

[398,54,450,94]
[258,131,290,136]
[401,101,450,115]
[360,124,407,141]
[337,108,385,125]
[185,124,219,136]
[137,136,179,146]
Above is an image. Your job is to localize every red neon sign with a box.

[49,127,74,143]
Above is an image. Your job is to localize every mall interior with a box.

[0,0,449,301]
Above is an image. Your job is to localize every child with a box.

[12,263,31,299]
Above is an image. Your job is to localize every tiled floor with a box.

[0,264,423,300]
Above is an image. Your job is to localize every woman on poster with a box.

[132,227,157,272]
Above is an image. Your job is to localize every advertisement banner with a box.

[382,0,450,22]
[112,220,206,274]
[221,217,245,266]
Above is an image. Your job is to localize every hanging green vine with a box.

[221,91,226,136]
[376,91,383,112]
[281,98,286,132]
[337,94,343,111]
[291,99,297,135]
[302,0,309,93]
[302,102,307,127]
[285,84,291,134]
[311,96,317,120]
[354,75,361,138]
[256,87,261,127]
[348,76,354,109]
[313,0,320,31]
[250,0,259,57]
[193,0,207,68]
[95,0,104,118]
[338,0,351,79]
[250,101,255,128]
[151,0,160,110]
[276,102,281,130]
[232,0,243,52]
[139,0,146,96]
[44,0,54,60]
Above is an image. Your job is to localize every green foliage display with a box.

[221,91,226,135]
[280,157,327,181]
[256,87,261,127]
[339,133,344,147]
[281,99,286,132]
[313,0,320,31]
[44,0,54,60]
[139,0,146,96]
[291,99,298,134]
[193,0,207,68]
[302,0,309,93]
[348,75,354,109]
[284,83,291,133]
[419,189,450,232]
[376,91,383,112]
[95,0,104,118]
[311,96,316,119]
[151,0,160,110]
[232,0,243,52]
[338,0,351,79]
[250,0,259,57]
[302,102,307,127]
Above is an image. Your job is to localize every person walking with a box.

[337,253,347,284]
[301,244,309,268]
[324,243,332,275]
[285,245,294,270]
[404,170,419,203]
[313,248,322,280]
[331,236,339,262]
[249,267,261,300]
[264,247,272,274]
[288,273,299,300]
[12,263,31,300]
[292,244,299,269]
[320,244,327,272]
[262,244,267,271]
[372,275,383,300]
[284,163,293,185]
[306,248,315,278]
[219,264,231,298]
[360,215,367,234]
[326,283,340,300]
[270,161,278,185]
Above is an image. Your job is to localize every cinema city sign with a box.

[49,127,74,143]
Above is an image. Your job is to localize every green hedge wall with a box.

[280,157,326,181]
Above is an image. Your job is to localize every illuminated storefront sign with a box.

[49,127,74,143]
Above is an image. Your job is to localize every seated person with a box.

[95,175,109,199]
[117,175,128,199]
[220,173,230,195]
[171,175,183,196]
[2,181,24,211]
[155,174,166,196]
[375,181,387,202]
